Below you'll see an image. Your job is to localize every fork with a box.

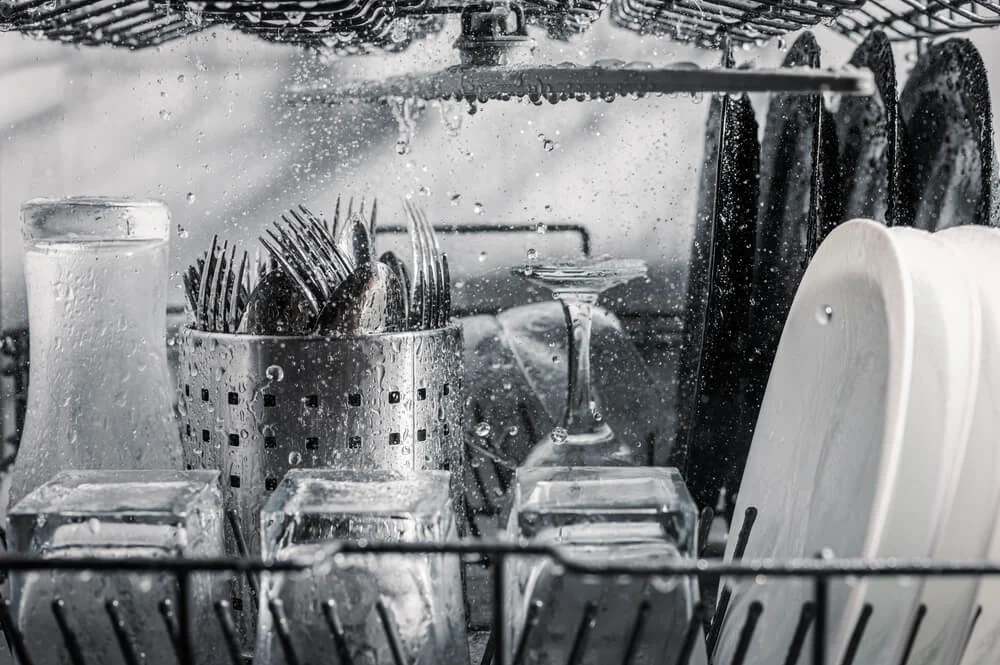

[183,235,252,333]
[403,201,451,330]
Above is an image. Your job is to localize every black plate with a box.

[835,31,899,224]
[678,90,760,512]
[898,38,997,230]
[740,32,841,514]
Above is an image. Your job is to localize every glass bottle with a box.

[8,197,182,512]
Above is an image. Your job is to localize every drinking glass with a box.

[512,258,648,466]
[7,470,225,665]
[256,469,468,665]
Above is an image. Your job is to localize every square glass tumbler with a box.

[256,469,468,665]
[7,470,225,665]
[504,466,704,665]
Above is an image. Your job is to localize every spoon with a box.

[237,270,317,335]
[337,212,373,267]
[315,262,406,336]
[379,250,411,326]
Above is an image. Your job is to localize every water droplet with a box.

[506,425,519,437]
[449,193,461,206]
[177,74,186,82]
[478,251,487,263]
[176,224,189,239]
[474,421,492,438]
[535,222,548,234]
[551,427,568,443]
[526,248,538,261]
[816,305,833,325]
[87,518,101,534]
[186,192,196,204]
[265,365,285,382]
[288,451,302,465]
[473,202,484,215]
[159,109,172,121]
[542,139,556,152]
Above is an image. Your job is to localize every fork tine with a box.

[197,236,218,330]
[208,241,229,333]
[420,207,443,328]
[413,206,438,329]
[272,223,325,299]
[369,198,378,244]
[281,215,332,300]
[287,209,343,291]
[233,250,249,333]
[404,200,426,330]
[260,232,321,317]
[440,253,452,327]
[331,195,342,239]
[296,205,354,278]
[220,245,237,333]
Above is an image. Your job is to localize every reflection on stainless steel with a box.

[405,200,451,330]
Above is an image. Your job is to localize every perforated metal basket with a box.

[176,325,464,644]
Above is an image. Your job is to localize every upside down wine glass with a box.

[513,258,648,467]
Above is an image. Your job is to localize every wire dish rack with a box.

[0,521,997,665]
[1,0,999,51]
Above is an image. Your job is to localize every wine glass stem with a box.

[557,290,605,436]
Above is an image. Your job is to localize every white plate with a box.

[712,219,980,665]
[939,226,1000,665]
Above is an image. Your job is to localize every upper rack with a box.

[1,0,999,51]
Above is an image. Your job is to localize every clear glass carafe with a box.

[8,197,182,513]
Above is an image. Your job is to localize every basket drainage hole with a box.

[265,478,278,491]
[443,383,450,396]
[228,434,240,447]
[348,436,362,449]
[264,436,277,448]
[201,388,210,402]
[417,388,427,401]
[263,394,276,407]
[228,392,239,405]
[184,384,190,398]
[229,475,241,488]
[417,429,427,442]
[185,424,191,437]
[389,391,401,404]
[202,429,210,443]
[348,393,362,407]
[306,437,319,450]
[389,433,401,446]
[304,395,318,408]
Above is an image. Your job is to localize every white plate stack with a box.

[712,219,1000,665]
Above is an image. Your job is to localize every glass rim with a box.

[21,196,167,211]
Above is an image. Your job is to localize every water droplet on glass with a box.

[526,248,538,261]
[474,421,492,438]
[535,222,547,234]
[176,224,189,239]
[288,451,302,465]
[159,109,172,121]
[449,193,461,206]
[542,139,556,152]
[265,365,285,382]
[816,305,833,325]
[473,202,484,215]
[186,192,196,204]
[478,251,487,263]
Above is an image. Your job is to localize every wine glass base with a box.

[522,425,643,467]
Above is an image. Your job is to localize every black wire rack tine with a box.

[621,599,651,665]
[51,599,85,665]
[897,605,927,665]
[838,603,872,665]
[177,571,194,665]
[814,579,828,665]
[213,601,244,665]
[706,585,731,655]
[105,600,142,665]
[566,602,599,665]
[479,628,496,665]
[269,599,301,665]
[733,507,757,561]
[374,600,407,665]
[226,509,259,596]
[958,605,983,663]
[158,598,184,664]
[783,602,816,665]
[697,507,715,559]
[320,599,355,665]
[0,598,33,665]
[494,553,508,665]
[511,600,543,665]
[730,601,764,665]
[674,602,707,665]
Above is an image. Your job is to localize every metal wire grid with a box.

[834,0,1000,41]
[0,0,196,47]
[0,528,998,665]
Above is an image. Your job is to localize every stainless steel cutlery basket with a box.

[176,324,464,627]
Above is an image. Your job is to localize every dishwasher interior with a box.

[0,1,999,664]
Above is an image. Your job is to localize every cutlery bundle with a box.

[182,197,451,336]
